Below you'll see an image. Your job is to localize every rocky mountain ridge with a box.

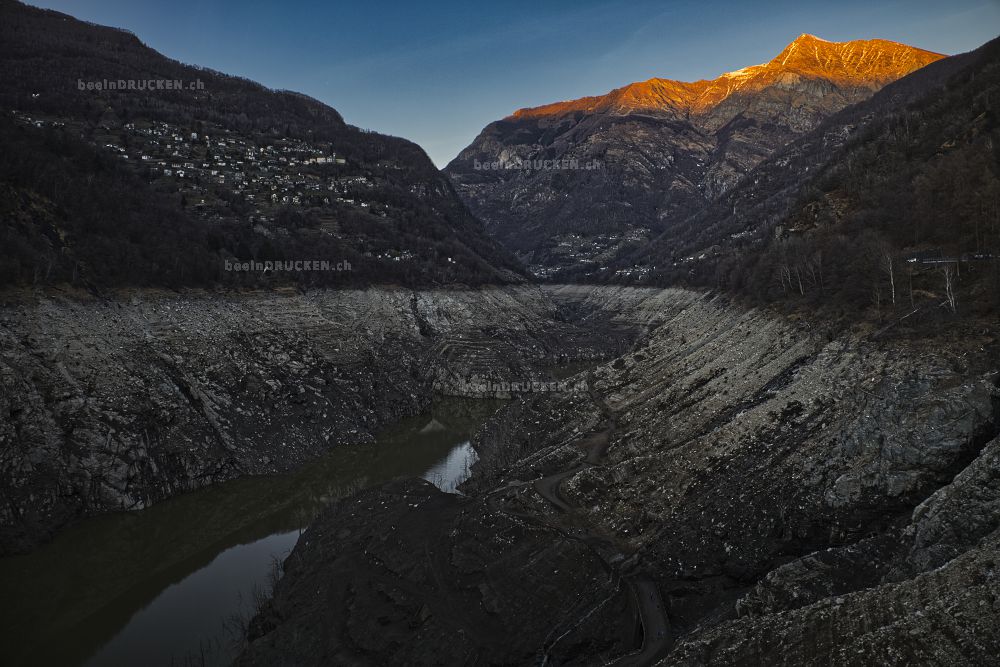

[445,35,945,276]
[598,33,1000,323]
[512,35,942,123]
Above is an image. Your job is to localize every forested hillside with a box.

[0,0,525,288]
[579,36,1000,322]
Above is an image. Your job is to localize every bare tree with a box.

[907,264,915,309]
[776,263,792,294]
[880,246,896,306]
[805,250,825,295]
[941,263,957,313]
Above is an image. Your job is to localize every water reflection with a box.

[86,531,299,667]
[421,441,477,494]
[0,398,502,667]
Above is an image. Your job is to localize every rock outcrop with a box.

[0,286,632,554]
[240,286,999,664]
[238,478,634,666]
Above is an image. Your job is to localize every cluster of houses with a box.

[613,264,653,279]
[12,110,64,130]
[552,229,648,262]
[119,120,356,210]
[529,228,650,278]
[11,111,387,226]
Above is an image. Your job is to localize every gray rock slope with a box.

[0,286,632,554]
[240,285,999,664]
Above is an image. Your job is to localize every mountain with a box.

[610,34,1000,321]
[512,35,939,122]
[445,34,944,277]
[0,0,525,289]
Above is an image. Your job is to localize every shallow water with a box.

[0,398,501,667]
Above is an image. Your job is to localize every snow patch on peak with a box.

[794,33,831,43]
[722,66,755,78]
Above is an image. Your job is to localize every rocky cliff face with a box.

[0,286,633,554]
[240,286,998,664]
[666,437,1000,666]
[445,36,943,276]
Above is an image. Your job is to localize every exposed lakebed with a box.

[0,398,503,667]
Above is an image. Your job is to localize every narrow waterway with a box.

[0,398,502,667]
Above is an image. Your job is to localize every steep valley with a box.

[233,286,999,665]
[0,286,997,666]
[0,2,997,665]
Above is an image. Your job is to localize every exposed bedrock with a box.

[238,478,635,666]
[241,286,999,665]
[0,286,633,554]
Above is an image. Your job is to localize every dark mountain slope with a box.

[0,0,525,288]
[607,35,1000,321]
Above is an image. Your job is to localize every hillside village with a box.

[10,110,394,229]
[529,228,651,280]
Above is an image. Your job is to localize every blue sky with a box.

[26,0,1000,166]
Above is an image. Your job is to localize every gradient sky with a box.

[25,0,1000,166]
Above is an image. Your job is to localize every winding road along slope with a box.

[532,374,673,665]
